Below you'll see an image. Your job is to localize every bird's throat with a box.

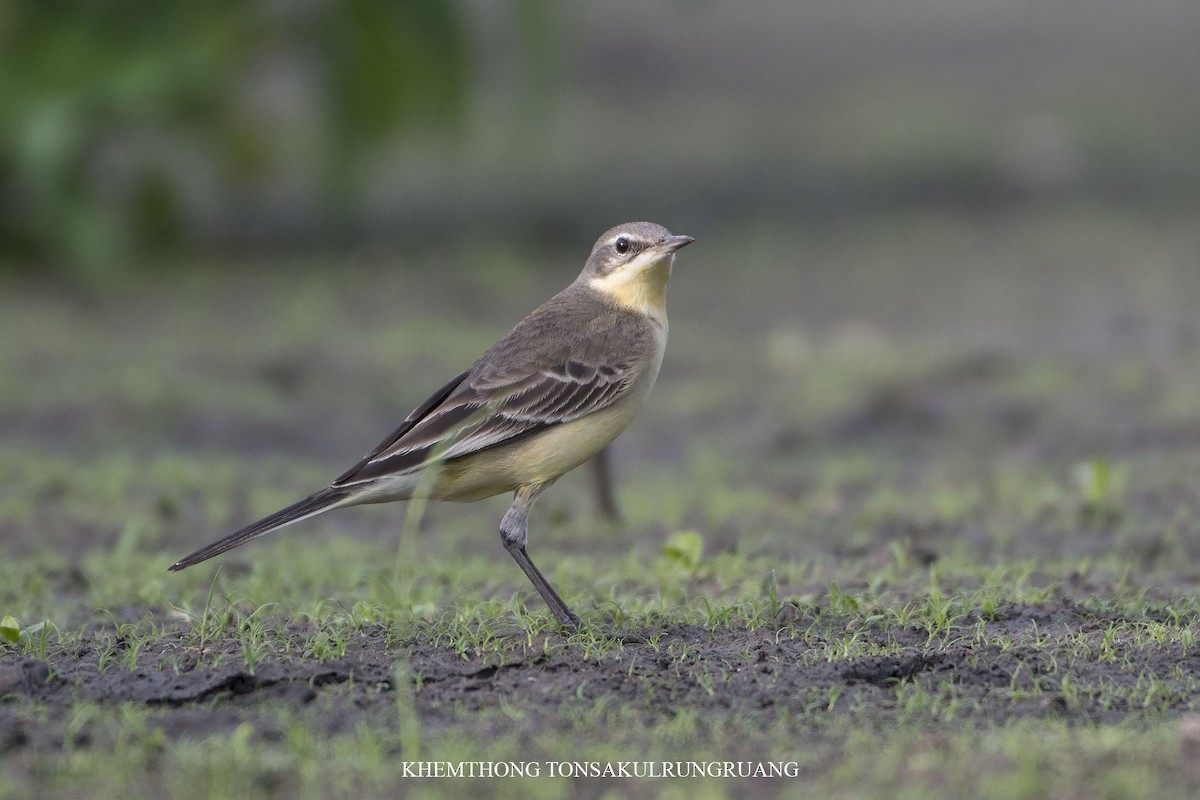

[588,259,671,326]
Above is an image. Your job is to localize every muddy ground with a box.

[7,341,1200,756]
[5,598,1200,755]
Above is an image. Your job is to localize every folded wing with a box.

[334,348,645,486]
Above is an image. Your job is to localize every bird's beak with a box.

[656,234,695,253]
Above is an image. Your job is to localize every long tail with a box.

[168,486,353,571]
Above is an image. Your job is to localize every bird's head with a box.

[579,221,694,319]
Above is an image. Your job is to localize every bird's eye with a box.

[614,237,630,254]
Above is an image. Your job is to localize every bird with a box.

[169,222,693,628]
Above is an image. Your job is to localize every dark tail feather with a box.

[168,486,352,571]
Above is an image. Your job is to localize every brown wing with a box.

[333,292,655,487]
[334,357,640,486]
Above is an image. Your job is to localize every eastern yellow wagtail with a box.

[170,222,693,628]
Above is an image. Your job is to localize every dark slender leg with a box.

[591,446,621,523]
[500,484,580,629]
[503,541,580,628]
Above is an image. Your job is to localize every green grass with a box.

[5,534,1200,798]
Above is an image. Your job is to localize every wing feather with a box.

[334,295,655,487]
[332,369,471,484]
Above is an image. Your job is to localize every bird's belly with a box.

[430,397,646,502]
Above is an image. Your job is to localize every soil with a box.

[4,594,1197,754]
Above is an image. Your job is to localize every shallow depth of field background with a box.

[5,3,1200,798]
[6,2,1198,280]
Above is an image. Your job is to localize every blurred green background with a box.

[4,1,1198,276]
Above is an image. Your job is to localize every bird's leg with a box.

[499,483,580,629]
[590,446,621,523]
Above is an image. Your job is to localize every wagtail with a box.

[170,222,693,628]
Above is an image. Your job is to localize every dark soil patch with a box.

[5,600,1199,753]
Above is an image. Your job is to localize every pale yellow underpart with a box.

[587,250,675,328]
[428,394,652,502]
